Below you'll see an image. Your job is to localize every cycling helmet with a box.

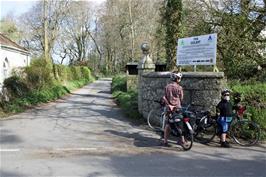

[170,72,182,81]
[233,92,241,103]
[221,89,230,96]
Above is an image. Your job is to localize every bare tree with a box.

[19,0,69,60]
[98,0,162,74]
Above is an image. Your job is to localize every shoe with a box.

[161,142,170,147]
[221,141,231,148]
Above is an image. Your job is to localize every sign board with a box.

[176,33,217,66]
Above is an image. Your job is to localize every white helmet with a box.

[170,72,182,81]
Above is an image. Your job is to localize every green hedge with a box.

[2,85,69,113]
[0,57,94,116]
[229,81,266,140]
[112,75,141,120]
[111,75,127,92]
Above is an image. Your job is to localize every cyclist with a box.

[162,72,184,146]
[216,89,233,148]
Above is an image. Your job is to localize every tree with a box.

[0,14,22,42]
[19,0,69,60]
[200,0,266,79]
[98,0,162,74]
[161,0,183,70]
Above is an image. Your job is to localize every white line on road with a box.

[0,149,20,152]
[55,147,98,151]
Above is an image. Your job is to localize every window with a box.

[3,57,9,79]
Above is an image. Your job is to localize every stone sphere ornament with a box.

[141,43,150,54]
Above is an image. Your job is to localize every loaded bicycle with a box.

[193,107,260,146]
[147,101,195,151]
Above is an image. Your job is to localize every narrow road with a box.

[1,79,265,177]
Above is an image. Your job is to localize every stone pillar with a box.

[137,43,155,114]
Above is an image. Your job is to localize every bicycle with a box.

[194,109,261,146]
[147,101,195,151]
[193,110,217,144]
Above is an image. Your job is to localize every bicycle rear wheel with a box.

[147,109,164,132]
[231,120,260,146]
[194,117,217,144]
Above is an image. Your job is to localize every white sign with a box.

[176,33,217,66]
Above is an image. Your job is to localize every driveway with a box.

[0,78,265,177]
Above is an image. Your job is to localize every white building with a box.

[0,33,31,90]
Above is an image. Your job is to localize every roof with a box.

[0,33,29,53]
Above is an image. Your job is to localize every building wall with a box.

[0,47,30,89]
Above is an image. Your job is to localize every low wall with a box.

[139,72,226,119]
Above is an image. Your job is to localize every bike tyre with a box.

[147,109,164,132]
[231,120,260,146]
[194,118,217,144]
[181,132,193,151]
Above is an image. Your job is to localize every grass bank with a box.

[0,58,94,117]
[229,81,266,140]
[111,75,142,120]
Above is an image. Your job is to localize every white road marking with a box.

[55,147,98,151]
[0,149,20,152]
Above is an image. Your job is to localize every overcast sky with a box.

[0,0,106,20]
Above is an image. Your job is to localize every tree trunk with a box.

[43,0,49,61]
[128,0,135,62]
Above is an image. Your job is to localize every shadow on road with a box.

[105,129,162,148]
[0,124,23,144]
[70,93,112,100]
[105,153,266,177]
[0,170,26,177]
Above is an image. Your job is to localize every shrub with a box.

[81,67,92,81]
[70,66,82,81]
[55,64,68,82]
[3,76,29,98]
[1,58,94,116]
[111,75,127,92]
[112,75,141,120]
[229,81,266,140]
[113,90,141,119]
[25,59,54,89]
[2,84,70,113]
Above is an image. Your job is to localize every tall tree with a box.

[98,0,162,74]
[43,0,49,61]
[20,0,69,60]
[162,0,183,70]
[200,0,266,79]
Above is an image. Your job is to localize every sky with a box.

[0,0,36,19]
[0,0,106,20]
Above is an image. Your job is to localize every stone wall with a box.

[139,71,226,119]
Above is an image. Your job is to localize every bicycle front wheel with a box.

[181,132,193,151]
[147,109,164,132]
[231,120,260,146]
[195,124,217,144]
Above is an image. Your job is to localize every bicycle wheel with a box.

[181,132,193,151]
[147,109,164,132]
[231,120,260,146]
[194,117,217,144]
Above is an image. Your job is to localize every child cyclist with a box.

[216,89,233,148]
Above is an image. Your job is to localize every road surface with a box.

[1,78,265,177]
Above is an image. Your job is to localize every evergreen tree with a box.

[162,0,182,70]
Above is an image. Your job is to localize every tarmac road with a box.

[0,78,265,177]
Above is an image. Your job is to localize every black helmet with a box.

[233,92,241,103]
